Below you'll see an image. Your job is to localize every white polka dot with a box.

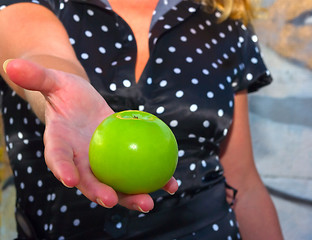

[90,202,98,208]
[246,73,253,81]
[76,189,82,196]
[212,39,218,45]
[188,133,196,138]
[116,222,122,229]
[202,69,209,75]
[37,209,43,216]
[206,20,212,26]
[190,28,197,34]
[227,236,233,240]
[69,38,75,45]
[37,180,43,187]
[170,120,178,127]
[198,137,206,143]
[101,25,108,32]
[180,36,187,42]
[115,42,122,49]
[160,80,167,87]
[73,219,80,226]
[251,57,258,64]
[189,163,196,171]
[196,48,203,54]
[28,195,34,202]
[191,78,198,84]
[176,179,182,186]
[176,90,184,98]
[44,224,48,231]
[95,67,102,74]
[147,77,152,85]
[219,32,226,38]
[219,83,225,90]
[128,35,133,41]
[110,83,117,91]
[188,7,196,12]
[9,117,14,125]
[156,106,165,114]
[218,109,224,117]
[223,129,228,136]
[58,236,65,240]
[168,46,176,52]
[173,68,181,74]
[203,120,210,128]
[155,58,163,64]
[186,57,193,63]
[123,79,131,88]
[17,153,22,161]
[60,205,67,213]
[73,14,80,22]
[178,150,185,157]
[201,160,207,167]
[85,30,92,37]
[81,53,89,60]
[212,224,219,231]
[164,24,171,29]
[251,35,258,42]
[205,43,211,49]
[190,104,198,112]
[139,105,145,111]
[229,100,233,108]
[124,56,132,61]
[87,9,94,16]
[18,132,23,139]
[27,166,32,174]
[229,219,234,227]
[20,182,25,189]
[207,91,214,98]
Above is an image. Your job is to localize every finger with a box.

[76,166,119,209]
[44,132,79,188]
[4,58,59,95]
[117,192,154,213]
[162,177,179,195]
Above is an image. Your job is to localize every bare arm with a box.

[0,3,178,212]
[220,91,283,240]
[0,3,88,121]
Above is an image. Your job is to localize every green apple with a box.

[89,110,178,194]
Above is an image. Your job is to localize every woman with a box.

[0,0,283,239]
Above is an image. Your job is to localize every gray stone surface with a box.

[250,42,312,240]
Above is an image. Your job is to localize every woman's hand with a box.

[4,59,178,212]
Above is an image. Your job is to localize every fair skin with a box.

[0,1,283,239]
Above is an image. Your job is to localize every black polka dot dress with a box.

[0,0,272,239]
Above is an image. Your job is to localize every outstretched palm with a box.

[5,59,178,212]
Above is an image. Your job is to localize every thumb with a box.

[3,58,59,95]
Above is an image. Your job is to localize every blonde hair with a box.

[195,0,260,24]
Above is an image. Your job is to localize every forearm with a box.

[232,173,284,240]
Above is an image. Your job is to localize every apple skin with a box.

[89,110,178,194]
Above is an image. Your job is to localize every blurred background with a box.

[1,0,311,239]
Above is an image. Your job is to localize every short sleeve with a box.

[0,0,61,15]
[232,22,273,93]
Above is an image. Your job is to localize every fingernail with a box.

[134,205,149,213]
[167,190,175,196]
[96,198,113,209]
[60,179,73,188]
[3,59,13,74]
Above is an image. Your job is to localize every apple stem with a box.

[133,115,138,119]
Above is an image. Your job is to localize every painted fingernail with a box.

[3,59,13,74]
[60,179,73,188]
[96,198,113,209]
[134,205,149,213]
